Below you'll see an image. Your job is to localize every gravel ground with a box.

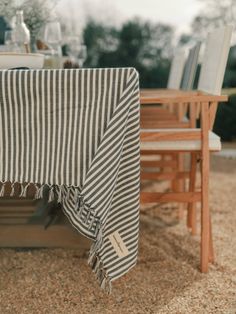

[0,154,236,314]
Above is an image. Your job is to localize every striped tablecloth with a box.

[0,68,140,292]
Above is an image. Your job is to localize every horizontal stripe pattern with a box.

[0,68,140,290]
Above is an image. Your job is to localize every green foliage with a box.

[223,47,236,88]
[0,16,11,44]
[83,19,173,88]
[214,94,236,141]
[83,20,119,67]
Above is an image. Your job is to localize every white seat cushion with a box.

[141,129,221,151]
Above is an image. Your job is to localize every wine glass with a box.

[4,30,14,51]
[67,36,80,62]
[77,44,87,68]
[43,22,62,68]
[44,21,62,46]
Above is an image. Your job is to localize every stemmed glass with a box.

[43,21,62,68]
[44,21,62,46]
[77,44,87,68]
[4,30,14,51]
[67,36,87,67]
[67,36,79,62]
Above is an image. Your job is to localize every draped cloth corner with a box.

[0,68,140,293]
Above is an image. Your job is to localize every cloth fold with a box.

[0,68,140,292]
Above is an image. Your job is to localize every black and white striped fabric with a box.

[0,68,140,292]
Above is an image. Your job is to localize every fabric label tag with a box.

[108,231,129,258]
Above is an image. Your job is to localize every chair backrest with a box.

[198,25,233,95]
[167,48,186,89]
[181,42,201,91]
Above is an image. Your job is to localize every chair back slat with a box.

[167,49,186,89]
[198,25,233,95]
[181,42,201,91]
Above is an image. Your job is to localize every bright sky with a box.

[56,0,204,36]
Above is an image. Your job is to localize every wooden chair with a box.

[141,26,231,186]
[140,25,233,273]
[187,25,233,234]
[141,43,201,128]
[141,43,202,216]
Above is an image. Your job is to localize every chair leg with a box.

[170,153,179,216]
[171,153,178,191]
[187,153,197,235]
[160,154,167,172]
[209,214,214,263]
[200,153,210,273]
[177,153,185,219]
[171,153,185,219]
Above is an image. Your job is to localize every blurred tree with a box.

[0,16,11,44]
[214,94,236,141]
[191,0,236,40]
[223,46,236,88]
[178,0,236,89]
[178,0,236,46]
[179,34,193,46]
[83,20,119,67]
[83,19,174,88]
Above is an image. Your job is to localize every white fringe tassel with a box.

[0,182,6,197]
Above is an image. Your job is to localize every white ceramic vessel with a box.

[0,52,45,69]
